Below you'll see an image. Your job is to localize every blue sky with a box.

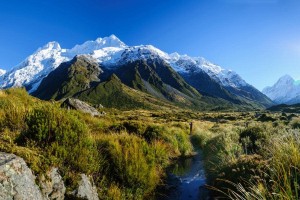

[0,0,300,90]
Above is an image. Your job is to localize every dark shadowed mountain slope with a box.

[32,55,102,100]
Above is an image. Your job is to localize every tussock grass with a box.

[0,88,195,199]
[193,112,300,199]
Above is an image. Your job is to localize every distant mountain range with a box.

[262,75,300,105]
[0,35,273,110]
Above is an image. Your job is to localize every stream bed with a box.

[159,151,210,200]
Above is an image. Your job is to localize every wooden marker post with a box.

[189,122,193,135]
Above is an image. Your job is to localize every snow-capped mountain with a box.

[263,75,300,104]
[0,69,5,77]
[0,35,125,92]
[0,34,272,107]
[168,55,247,88]
[0,35,248,92]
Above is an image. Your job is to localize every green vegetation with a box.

[0,88,193,199]
[33,55,102,100]
[191,112,300,199]
[268,103,300,113]
[2,88,300,199]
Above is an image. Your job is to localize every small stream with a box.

[158,151,210,200]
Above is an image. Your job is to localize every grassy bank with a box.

[0,88,194,199]
[191,112,300,199]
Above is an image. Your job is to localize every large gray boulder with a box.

[72,174,99,200]
[61,98,103,117]
[0,152,44,200]
[39,168,65,200]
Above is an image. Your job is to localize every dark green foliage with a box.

[20,106,87,146]
[143,125,163,143]
[267,103,300,113]
[108,121,147,135]
[257,113,276,122]
[239,126,266,154]
[17,105,100,174]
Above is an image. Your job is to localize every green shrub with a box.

[0,101,27,131]
[143,125,164,143]
[239,126,266,154]
[108,121,146,135]
[17,105,100,174]
[20,105,87,146]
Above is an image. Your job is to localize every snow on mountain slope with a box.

[0,41,68,90]
[168,56,248,88]
[0,69,5,77]
[0,34,250,94]
[0,35,125,92]
[262,75,300,104]
[91,43,249,90]
[66,34,126,56]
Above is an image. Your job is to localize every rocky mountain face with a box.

[263,75,300,105]
[1,35,273,109]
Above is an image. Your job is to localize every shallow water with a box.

[160,151,210,200]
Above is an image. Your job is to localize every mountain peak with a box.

[262,74,300,104]
[41,41,61,51]
[277,74,294,83]
[68,35,126,56]
[108,73,121,82]
[95,35,126,48]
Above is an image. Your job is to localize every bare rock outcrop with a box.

[61,98,103,117]
[72,174,99,200]
[0,152,44,200]
[39,168,66,200]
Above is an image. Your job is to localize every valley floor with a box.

[0,88,300,199]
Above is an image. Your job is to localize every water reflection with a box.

[162,151,209,200]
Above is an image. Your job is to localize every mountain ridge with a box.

[0,35,273,108]
[33,55,214,110]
